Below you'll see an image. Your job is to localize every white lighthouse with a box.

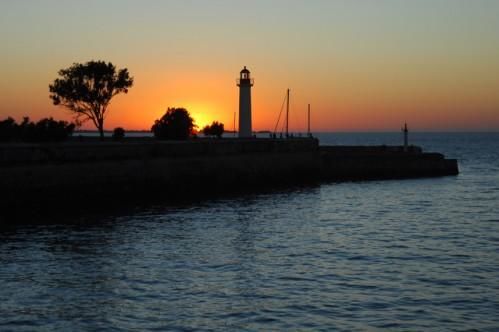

[237,66,254,138]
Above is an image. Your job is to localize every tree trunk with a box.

[98,120,104,140]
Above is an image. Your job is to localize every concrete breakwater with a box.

[0,139,457,211]
[320,145,458,180]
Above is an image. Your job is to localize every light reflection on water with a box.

[1,133,499,331]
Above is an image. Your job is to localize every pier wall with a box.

[0,139,321,210]
[0,138,318,166]
[0,139,458,212]
[319,145,458,180]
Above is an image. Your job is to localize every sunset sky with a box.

[1,0,498,131]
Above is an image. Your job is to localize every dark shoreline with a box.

[0,138,458,221]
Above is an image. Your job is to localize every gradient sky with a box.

[1,0,498,131]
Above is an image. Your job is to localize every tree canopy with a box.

[202,121,224,138]
[49,60,133,139]
[112,127,125,140]
[152,108,196,140]
[0,117,75,142]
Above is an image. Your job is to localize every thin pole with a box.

[286,89,290,137]
[233,111,236,137]
[307,104,311,135]
[403,123,408,151]
[274,91,288,135]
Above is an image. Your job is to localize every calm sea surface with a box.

[1,133,498,331]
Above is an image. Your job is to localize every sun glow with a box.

[189,110,212,131]
[182,102,230,131]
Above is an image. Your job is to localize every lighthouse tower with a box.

[237,66,254,138]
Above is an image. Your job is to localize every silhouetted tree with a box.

[0,117,74,142]
[21,117,75,142]
[49,60,133,139]
[112,127,125,140]
[0,117,19,141]
[202,121,224,138]
[151,108,196,140]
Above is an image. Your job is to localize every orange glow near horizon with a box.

[3,65,499,133]
[1,1,499,132]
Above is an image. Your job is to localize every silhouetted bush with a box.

[202,121,224,138]
[112,127,125,140]
[0,117,75,142]
[0,117,19,142]
[151,108,196,140]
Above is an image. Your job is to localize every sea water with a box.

[1,133,498,331]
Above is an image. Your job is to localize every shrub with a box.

[0,117,19,142]
[0,117,75,142]
[151,108,196,140]
[202,121,224,138]
[112,127,125,140]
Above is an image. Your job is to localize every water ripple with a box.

[2,133,499,331]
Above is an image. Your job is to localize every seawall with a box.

[0,139,321,212]
[320,145,459,180]
[0,139,458,213]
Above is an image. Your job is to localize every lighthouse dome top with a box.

[240,66,250,74]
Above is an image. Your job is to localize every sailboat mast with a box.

[286,89,290,137]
